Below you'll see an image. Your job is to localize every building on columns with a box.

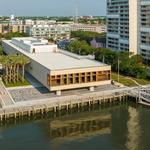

[2,37,111,95]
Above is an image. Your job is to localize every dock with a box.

[0,87,129,121]
[0,84,150,121]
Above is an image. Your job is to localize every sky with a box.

[0,0,106,16]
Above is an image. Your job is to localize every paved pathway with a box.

[8,84,120,103]
[125,77,140,86]
[0,79,15,107]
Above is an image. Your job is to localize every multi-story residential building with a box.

[26,25,70,40]
[107,0,130,52]
[0,24,9,34]
[35,20,56,25]
[24,19,35,26]
[0,24,3,34]
[10,19,23,25]
[9,25,27,33]
[107,0,150,62]
[140,0,150,62]
[70,23,106,33]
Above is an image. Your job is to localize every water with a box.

[0,102,150,150]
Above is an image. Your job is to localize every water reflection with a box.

[48,112,111,141]
[126,107,141,150]
[0,103,150,150]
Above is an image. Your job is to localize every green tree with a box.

[0,54,30,84]
[67,40,91,55]
[0,45,3,55]
[20,55,30,82]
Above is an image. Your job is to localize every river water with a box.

[0,102,149,150]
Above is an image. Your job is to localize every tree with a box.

[0,54,30,84]
[20,55,30,82]
[0,45,3,55]
[71,31,106,44]
[67,40,91,55]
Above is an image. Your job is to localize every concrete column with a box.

[56,90,61,96]
[89,86,95,92]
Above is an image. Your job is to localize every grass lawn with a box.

[132,77,150,85]
[4,79,31,87]
[111,72,150,87]
[111,72,136,87]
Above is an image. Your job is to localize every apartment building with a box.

[0,24,2,33]
[107,0,150,61]
[9,25,27,33]
[70,23,106,33]
[140,0,150,62]
[26,25,70,40]
[35,20,56,25]
[107,0,130,52]
[0,24,9,34]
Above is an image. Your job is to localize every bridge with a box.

[125,85,150,106]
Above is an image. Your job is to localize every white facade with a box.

[70,23,106,33]
[35,20,56,25]
[11,37,58,53]
[107,0,150,59]
[24,19,35,26]
[26,25,71,40]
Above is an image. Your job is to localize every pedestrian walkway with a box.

[0,79,15,107]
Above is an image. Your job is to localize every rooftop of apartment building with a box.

[31,24,70,28]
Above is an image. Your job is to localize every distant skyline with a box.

[0,0,106,16]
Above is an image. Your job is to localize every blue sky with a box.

[0,0,106,16]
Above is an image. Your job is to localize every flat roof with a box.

[4,40,109,71]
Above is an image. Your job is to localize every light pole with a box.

[103,55,105,63]
[79,48,81,55]
[118,58,120,83]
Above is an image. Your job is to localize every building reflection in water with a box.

[48,112,112,141]
[126,106,141,150]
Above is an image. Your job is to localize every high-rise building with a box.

[106,0,150,62]
[140,0,150,62]
[107,0,130,52]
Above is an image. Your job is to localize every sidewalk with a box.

[0,79,15,107]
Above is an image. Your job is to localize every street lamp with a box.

[118,58,120,83]
[102,55,105,63]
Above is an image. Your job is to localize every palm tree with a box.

[11,55,18,83]
[20,55,30,82]
[0,55,9,84]
[0,54,30,84]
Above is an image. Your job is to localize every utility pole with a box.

[79,49,81,55]
[102,55,105,63]
[138,86,141,103]
[74,4,78,24]
[118,58,120,83]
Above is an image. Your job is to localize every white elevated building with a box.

[2,37,111,95]
[26,25,70,40]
